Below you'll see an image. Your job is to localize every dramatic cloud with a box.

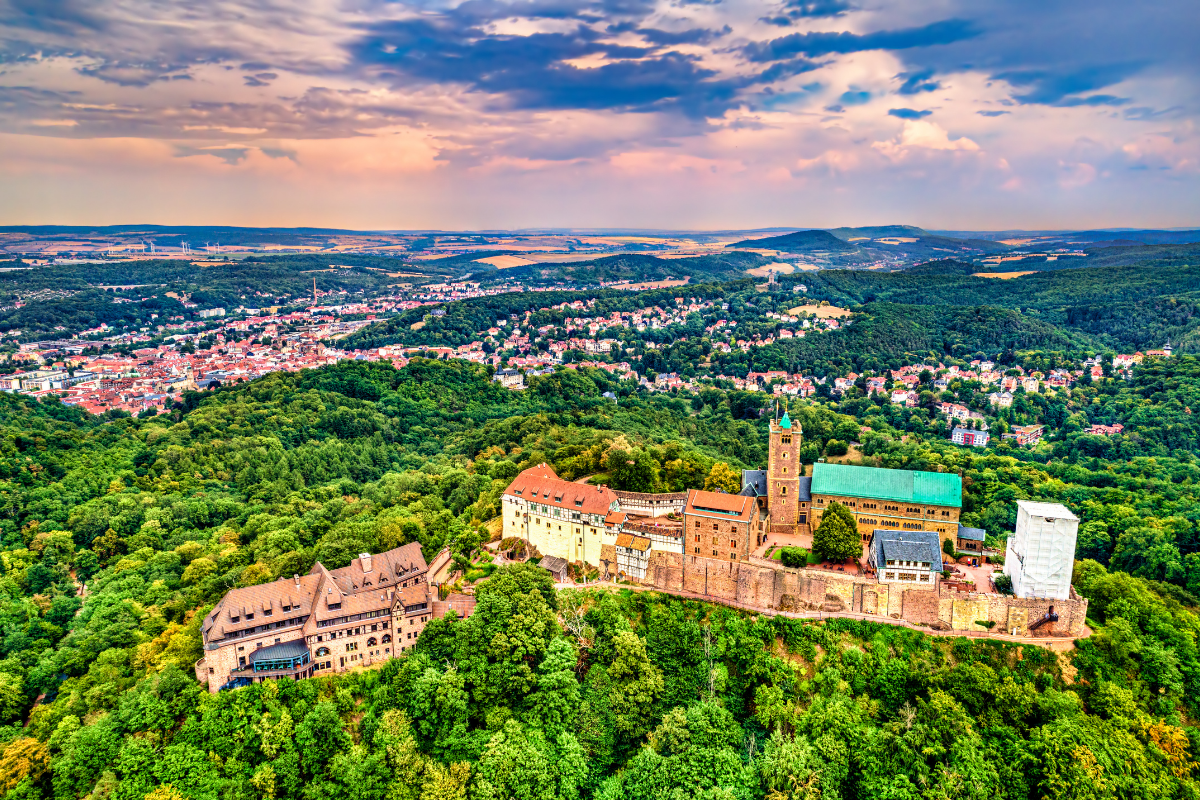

[0,0,1195,228]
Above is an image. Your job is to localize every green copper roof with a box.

[780,411,791,429]
[811,463,962,508]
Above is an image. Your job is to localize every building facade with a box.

[501,464,619,566]
[951,427,990,447]
[682,488,761,562]
[766,412,802,531]
[196,544,437,693]
[808,463,962,549]
[1003,424,1045,446]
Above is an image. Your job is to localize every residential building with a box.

[988,391,1013,408]
[1002,424,1045,446]
[493,368,524,389]
[951,427,990,448]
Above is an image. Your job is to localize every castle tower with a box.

[767,408,802,529]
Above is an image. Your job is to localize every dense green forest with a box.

[796,253,1200,352]
[710,303,1092,377]
[2,357,1200,797]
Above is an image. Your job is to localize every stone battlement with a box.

[642,552,1086,638]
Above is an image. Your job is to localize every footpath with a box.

[557,579,1089,652]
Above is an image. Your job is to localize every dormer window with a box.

[230,615,240,623]
[245,613,254,620]
[575,500,583,507]
[263,608,272,616]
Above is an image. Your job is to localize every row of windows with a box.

[315,634,393,657]
[314,621,388,642]
[814,497,955,517]
[221,616,307,640]
[693,534,739,548]
[316,608,391,629]
[883,572,931,582]
[693,547,739,560]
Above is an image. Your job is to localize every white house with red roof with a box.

[502,464,621,567]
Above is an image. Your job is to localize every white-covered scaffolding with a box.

[1004,500,1079,600]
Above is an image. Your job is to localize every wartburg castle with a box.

[198,410,1083,692]
[502,409,964,576]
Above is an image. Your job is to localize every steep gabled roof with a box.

[869,529,944,573]
[327,542,426,594]
[504,464,619,516]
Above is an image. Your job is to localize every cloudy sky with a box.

[0,0,1196,229]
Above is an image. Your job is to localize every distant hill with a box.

[727,230,855,252]
[825,225,927,241]
[480,251,769,286]
[904,259,979,276]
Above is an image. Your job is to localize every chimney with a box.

[294,573,300,588]
[360,552,373,573]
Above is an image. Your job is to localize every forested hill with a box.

[728,229,856,252]
[493,250,768,285]
[711,303,1093,376]
[342,279,1093,368]
[799,255,1200,351]
[4,358,1200,797]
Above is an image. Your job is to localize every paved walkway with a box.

[559,580,1088,651]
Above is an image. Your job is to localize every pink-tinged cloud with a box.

[0,0,1195,228]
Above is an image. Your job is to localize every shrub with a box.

[825,439,849,456]
[993,573,1013,595]
[779,547,808,568]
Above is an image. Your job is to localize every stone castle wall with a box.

[641,552,1087,639]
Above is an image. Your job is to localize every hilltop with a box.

[728,229,856,252]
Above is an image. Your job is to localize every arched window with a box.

[381,634,391,644]
[316,646,330,657]
[367,637,378,647]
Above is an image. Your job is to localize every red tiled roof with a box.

[504,464,619,516]
[684,489,756,522]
